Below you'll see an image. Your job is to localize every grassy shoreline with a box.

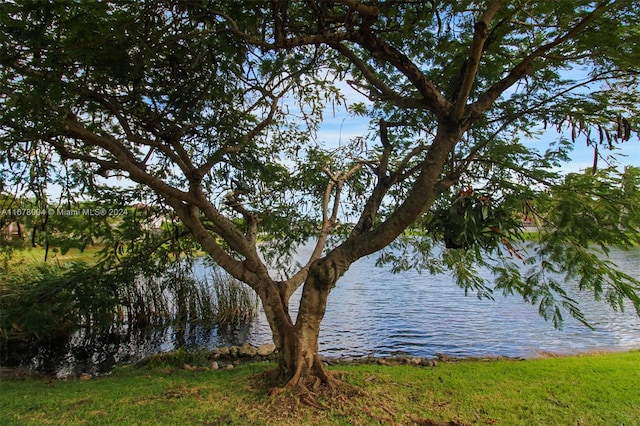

[1,245,103,268]
[1,350,638,425]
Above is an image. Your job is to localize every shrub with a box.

[0,262,119,343]
[0,261,259,349]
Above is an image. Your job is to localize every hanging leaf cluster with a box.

[425,188,524,255]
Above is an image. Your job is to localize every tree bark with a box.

[262,260,340,394]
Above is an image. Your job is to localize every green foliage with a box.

[514,167,640,325]
[425,188,524,251]
[0,262,119,342]
[379,167,640,327]
[1,0,640,347]
[537,167,640,249]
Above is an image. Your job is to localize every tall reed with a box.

[209,269,259,326]
[0,262,260,346]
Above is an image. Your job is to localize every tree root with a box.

[264,364,346,409]
[263,353,344,403]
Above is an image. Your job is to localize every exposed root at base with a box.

[266,369,346,408]
[249,368,467,425]
[262,381,400,425]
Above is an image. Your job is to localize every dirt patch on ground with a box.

[0,367,46,381]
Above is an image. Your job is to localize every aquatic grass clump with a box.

[121,267,259,329]
[0,262,120,342]
[0,261,260,353]
[210,269,259,326]
[121,267,216,329]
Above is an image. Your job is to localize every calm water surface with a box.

[204,244,640,359]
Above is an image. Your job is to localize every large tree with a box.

[2,1,640,395]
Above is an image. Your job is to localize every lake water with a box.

[204,244,640,359]
[5,244,640,377]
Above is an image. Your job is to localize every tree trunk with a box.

[263,262,340,395]
[177,202,339,395]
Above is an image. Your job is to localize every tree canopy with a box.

[1,0,639,394]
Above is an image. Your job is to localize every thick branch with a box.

[191,185,262,265]
[454,0,506,119]
[62,117,196,204]
[352,30,452,118]
[344,121,461,263]
[48,137,121,176]
[331,42,428,109]
[213,4,447,115]
[172,202,262,286]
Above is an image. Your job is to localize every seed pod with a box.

[623,117,631,141]
[598,125,604,146]
[617,115,624,139]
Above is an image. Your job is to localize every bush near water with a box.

[0,260,259,355]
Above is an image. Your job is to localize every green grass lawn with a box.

[2,245,209,271]
[2,245,103,268]
[1,350,639,425]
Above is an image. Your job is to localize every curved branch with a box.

[454,0,506,119]
[83,90,192,174]
[351,29,451,118]
[331,42,427,109]
[471,1,614,115]
[287,162,363,294]
[172,202,262,287]
[212,4,448,114]
[48,137,121,175]
[61,117,197,204]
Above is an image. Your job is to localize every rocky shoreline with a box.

[135,343,526,372]
[1,343,527,380]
